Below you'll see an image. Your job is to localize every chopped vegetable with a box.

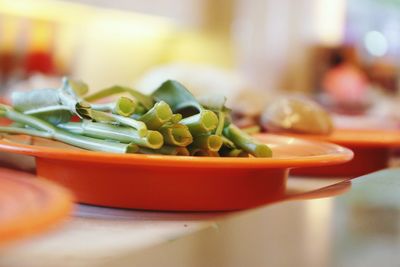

[159,123,193,147]
[152,80,202,113]
[0,77,272,157]
[90,96,137,117]
[180,110,218,135]
[191,134,223,152]
[84,85,154,110]
[0,105,138,153]
[58,122,163,149]
[139,101,173,130]
[223,124,272,157]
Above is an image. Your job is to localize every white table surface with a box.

[0,176,345,267]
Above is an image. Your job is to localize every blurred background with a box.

[0,0,399,125]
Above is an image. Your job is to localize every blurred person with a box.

[321,49,370,114]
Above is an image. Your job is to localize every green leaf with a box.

[11,89,73,124]
[11,89,61,112]
[151,80,203,114]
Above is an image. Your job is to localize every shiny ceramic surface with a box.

[255,129,400,177]
[0,134,353,211]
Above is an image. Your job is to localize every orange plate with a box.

[255,129,400,177]
[0,167,73,247]
[0,134,352,211]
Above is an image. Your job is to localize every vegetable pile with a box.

[0,78,272,157]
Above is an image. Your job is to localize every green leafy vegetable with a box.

[152,80,202,114]
[1,77,272,158]
[0,105,138,153]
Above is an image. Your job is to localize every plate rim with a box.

[0,134,353,168]
[255,129,400,148]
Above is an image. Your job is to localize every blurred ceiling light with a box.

[313,0,346,46]
[364,31,388,57]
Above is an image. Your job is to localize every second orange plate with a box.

[255,129,400,177]
[0,134,352,211]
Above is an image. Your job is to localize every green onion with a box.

[11,89,61,112]
[84,85,154,110]
[58,122,163,149]
[191,134,222,152]
[11,89,74,124]
[1,104,56,133]
[23,105,72,125]
[139,101,173,130]
[0,126,52,138]
[171,113,182,123]
[53,131,139,154]
[0,105,139,153]
[221,135,236,149]
[3,78,275,158]
[219,147,249,157]
[88,110,148,137]
[59,78,92,119]
[159,123,193,147]
[90,96,137,117]
[134,104,146,115]
[180,110,218,135]
[151,80,202,113]
[215,110,226,136]
[223,124,272,158]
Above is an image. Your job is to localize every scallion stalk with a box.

[219,146,249,157]
[84,85,154,110]
[58,122,163,149]
[191,134,222,152]
[139,101,172,130]
[0,105,138,153]
[90,96,137,117]
[159,123,193,147]
[170,114,182,124]
[180,110,218,135]
[0,126,52,138]
[0,105,56,133]
[215,111,226,136]
[223,124,272,158]
[88,110,148,137]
